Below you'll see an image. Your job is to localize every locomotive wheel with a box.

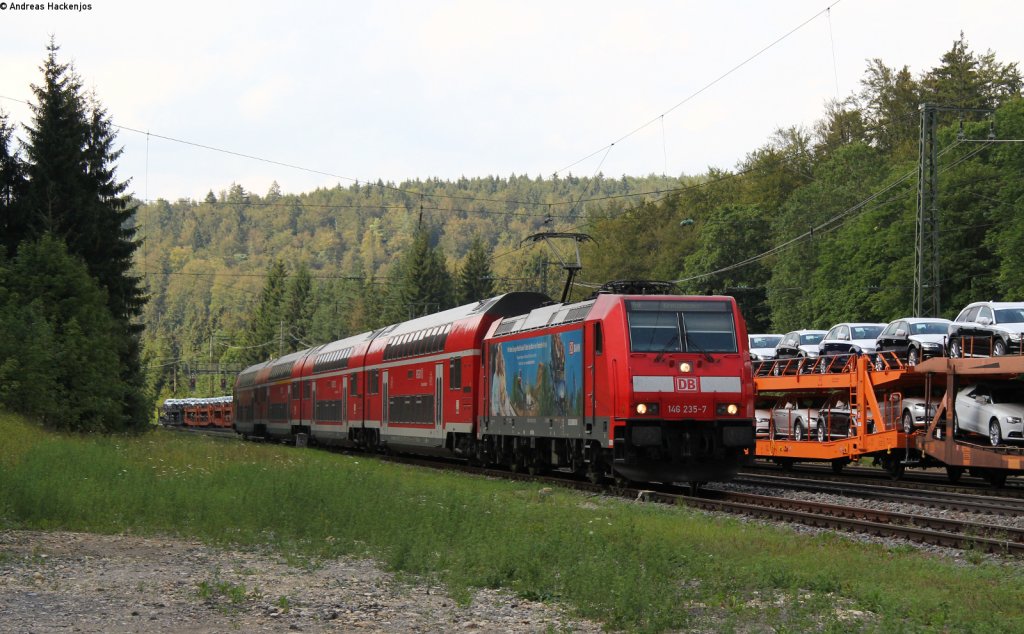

[831,459,848,474]
[945,466,964,483]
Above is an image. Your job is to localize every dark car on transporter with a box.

[947,301,1024,358]
[770,330,827,375]
[873,317,952,369]
[815,322,885,373]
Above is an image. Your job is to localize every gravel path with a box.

[0,530,604,633]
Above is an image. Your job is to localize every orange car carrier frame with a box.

[753,354,1024,486]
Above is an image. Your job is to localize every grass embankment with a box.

[0,411,1021,633]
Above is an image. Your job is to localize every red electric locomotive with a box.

[480,282,756,484]
[234,283,755,486]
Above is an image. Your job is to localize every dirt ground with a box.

[0,530,604,633]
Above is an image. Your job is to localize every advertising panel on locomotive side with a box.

[489,330,584,419]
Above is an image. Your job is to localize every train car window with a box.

[302,381,311,398]
[626,300,737,353]
[349,374,359,396]
[449,357,462,389]
[593,322,603,354]
[368,369,379,395]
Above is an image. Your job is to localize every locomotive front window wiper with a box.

[679,313,714,363]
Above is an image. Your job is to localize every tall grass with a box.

[1,410,1022,632]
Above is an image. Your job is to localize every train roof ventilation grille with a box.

[314,347,352,373]
[564,302,594,323]
[492,319,520,337]
[269,362,296,381]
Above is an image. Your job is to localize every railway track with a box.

[675,488,1024,555]
[731,473,1024,515]
[160,424,238,440]
[743,463,1024,499]
[376,454,1024,556]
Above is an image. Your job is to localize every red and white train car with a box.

[480,291,756,483]
[234,286,756,485]
[361,292,552,456]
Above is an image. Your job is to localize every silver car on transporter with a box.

[954,382,1024,446]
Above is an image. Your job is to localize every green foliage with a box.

[1,41,150,430]
[137,172,680,379]
[387,227,455,322]
[239,259,288,366]
[281,262,314,352]
[0,112,27,256]
[456,237,495,304]
[0,236,127,431]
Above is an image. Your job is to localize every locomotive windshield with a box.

[626,300,738,353]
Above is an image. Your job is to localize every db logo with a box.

[676,377,698,392]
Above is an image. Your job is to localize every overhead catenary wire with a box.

[668,137,1000,285]
[551,1,844,177]
[3,3,843,217]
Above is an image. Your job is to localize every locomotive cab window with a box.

[626,300,738,353]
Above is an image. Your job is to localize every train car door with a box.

[382,370,389,426]
[435,362,443,429]
[586,321,602,425]
[341,376,349,428]
[290,380,301,422]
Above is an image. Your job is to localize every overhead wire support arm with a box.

[521,232,596,303]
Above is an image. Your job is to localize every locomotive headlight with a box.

[716,403,739,416]
[679,362,692,373]
[635,403,659,415]
[636,403,648,415]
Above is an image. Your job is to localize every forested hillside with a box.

[140,34,1024,403]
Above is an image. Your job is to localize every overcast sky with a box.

[1,0,1022,202]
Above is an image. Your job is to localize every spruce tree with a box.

[389,228,454,322]
[241,260,289,365]
[18,41,149,429]
[0,235,126,431]
[0,113,26,256]
[281,262,314,352]
[456,237,495,304]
